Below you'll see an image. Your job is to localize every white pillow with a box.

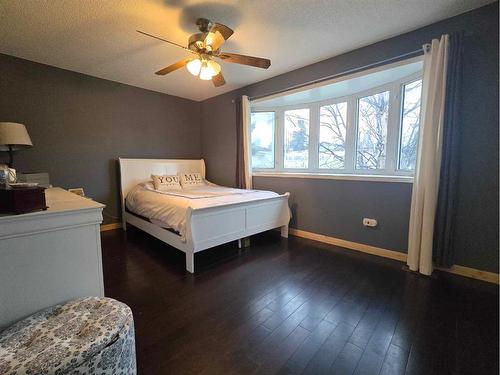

[151,174,182,191]
[180,172,205,187]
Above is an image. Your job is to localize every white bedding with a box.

[126,182,280,238]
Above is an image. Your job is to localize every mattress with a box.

[125,182,280,238]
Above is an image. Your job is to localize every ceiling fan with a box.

[137,18,271,87]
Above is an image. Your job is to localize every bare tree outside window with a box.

[356,91,389,169]
[319,102,347,169]
[284,109,309,168]
[399,80,422,170]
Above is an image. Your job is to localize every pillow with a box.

[180,172,205,187]
[151,174,182,191]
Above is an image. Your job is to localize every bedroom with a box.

[0,0,498,374]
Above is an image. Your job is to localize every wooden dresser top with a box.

[0,187,104,226]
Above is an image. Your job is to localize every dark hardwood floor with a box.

[101,228,498,375]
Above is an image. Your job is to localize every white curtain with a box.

[407,35,449,275]
[242,95,252,189]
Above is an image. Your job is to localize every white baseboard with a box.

[100,223,122,232]
[288,228,407,262]
[288,228,499,284]
[436,264,499,284]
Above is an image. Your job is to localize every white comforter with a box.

[126,182,280,238]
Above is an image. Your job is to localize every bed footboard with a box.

[183,193,291,271]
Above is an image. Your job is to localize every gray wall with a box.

[200,3,499,273]
[0,54,201,223]
[255,177,412,252]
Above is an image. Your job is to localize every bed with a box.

[118,158,291,273]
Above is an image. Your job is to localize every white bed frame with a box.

[118,158,290,273]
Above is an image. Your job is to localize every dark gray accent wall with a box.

[200,3,499,272]
[0,53,201,223]
[255,177,413,252]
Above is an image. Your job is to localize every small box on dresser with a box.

[0,186,47,214]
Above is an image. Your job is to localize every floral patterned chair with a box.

[0,297,136,374]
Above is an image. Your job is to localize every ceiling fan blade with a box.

[212,23,234,40]
[155,58,191,75]
[212,72,226,87]
[217,53,271,69]
[137,30,195,54]
[204,23,234,51]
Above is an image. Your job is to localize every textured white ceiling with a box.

[0,0,492,101]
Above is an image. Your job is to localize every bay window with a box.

[250,61,423,179]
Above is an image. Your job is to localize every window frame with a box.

[251,70,422,179]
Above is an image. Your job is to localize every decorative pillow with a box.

[180,172,205,187]
[151,174,182,191]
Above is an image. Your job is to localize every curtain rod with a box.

[247,48,424,102]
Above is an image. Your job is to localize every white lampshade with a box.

[207,60,221,76]
[199,62,213,80]
[186,59,202,76]
[0,122,33,151]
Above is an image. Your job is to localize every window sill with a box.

[252,171,413,183]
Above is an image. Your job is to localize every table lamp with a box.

[0,122,33,168]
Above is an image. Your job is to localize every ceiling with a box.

[0,0,492,102]
[254,59,423,108]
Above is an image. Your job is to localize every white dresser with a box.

[0,188,105,329]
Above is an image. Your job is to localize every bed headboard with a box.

[118,157,206,209]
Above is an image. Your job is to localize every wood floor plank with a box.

[353,350,385,375]
[379,344,409,375]
[280,319,337,374]
[330,342,364,374]
[255,326,311,374]
[302,322,358,374]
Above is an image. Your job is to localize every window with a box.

[356,91,389,170]
[319,102,347,169]
[250,112,275,169]
[250,59,423,179]
[399,80,422,170]
[284,109,309,169]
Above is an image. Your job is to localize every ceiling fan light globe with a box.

[199,67,213,80]
[186,58,202,76]
[199,60,215,80]
[207,60,221,75]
